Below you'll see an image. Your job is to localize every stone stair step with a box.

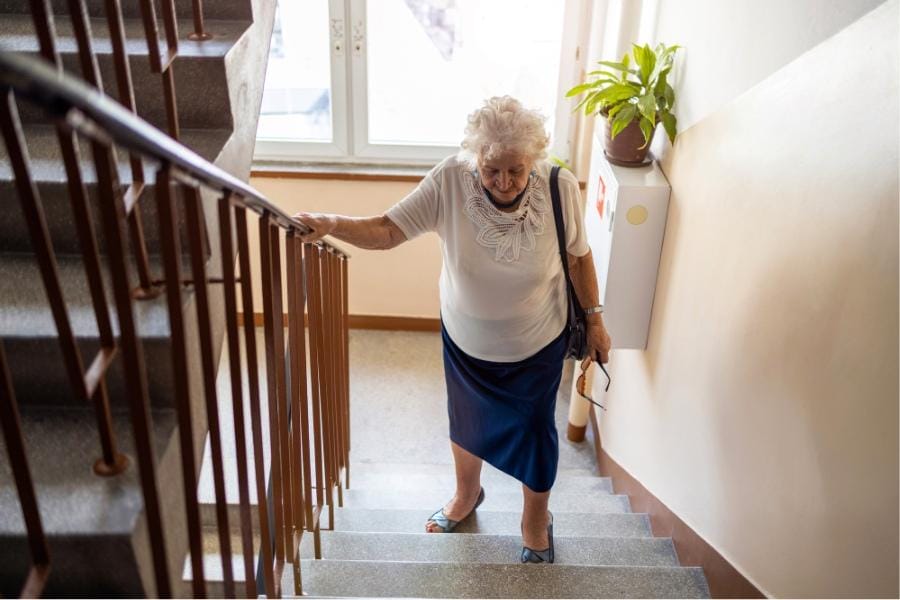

[349,468,614,495]
[0,124,230,255]
[2,13,249,130]
[181,526,260,598]
[290,559,710,598]
[327,507,653,538]
[299,530,679,567]
[0,406,181,597]
[0,252,196,408]
[0,0,252,21]
[352,461,598,478]
[341,488,631,514]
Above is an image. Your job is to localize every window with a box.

[254,0,588,166]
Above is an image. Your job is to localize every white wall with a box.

[591,1,899,597]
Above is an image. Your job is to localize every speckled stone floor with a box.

[198,328,598,505]
[346,329,598,475]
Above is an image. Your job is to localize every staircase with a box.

[288,462,710,598]
[183,329,710,598]
[0,0,277,596]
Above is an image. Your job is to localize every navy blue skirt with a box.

[442,324,567,493]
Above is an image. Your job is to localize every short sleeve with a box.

[559,168,590,257]
[384,162,442,240]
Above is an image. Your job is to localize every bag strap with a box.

[549,166,570,274]
[549,166,579,308]
[551,167,609,386]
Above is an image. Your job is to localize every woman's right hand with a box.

[293,211,337,243]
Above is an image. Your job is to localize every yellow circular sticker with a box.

[626,205,649,225]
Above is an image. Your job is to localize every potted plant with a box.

[567,42,681,166]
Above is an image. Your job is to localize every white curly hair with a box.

[458,96,550,170]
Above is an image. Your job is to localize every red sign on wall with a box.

[596,174,606,220]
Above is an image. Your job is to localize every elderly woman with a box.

[296,96,611,563]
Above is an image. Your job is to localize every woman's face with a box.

[478,152,533,204]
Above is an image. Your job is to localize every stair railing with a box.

[0,48,350,598]
[27,0,212,299]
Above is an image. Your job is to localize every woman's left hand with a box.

[586,321,611,364]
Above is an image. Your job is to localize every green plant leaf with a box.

[637,43,656,86]
[550,155,574,171]
[565,81,600,98]
[610,104,637,139]
[607,102,631,119]
[597,60,628,72]
[596,83,641,106]
[631,45,644,68]
[660,111,677,143]
[637,93,656,122]
[572,93,591,113]
[653,68,669,92]
[586,69,620,79]
[638,117,655,148]
[664,83,675,109]
[585,92,605,115]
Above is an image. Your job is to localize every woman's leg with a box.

[425,441,484,532]
[521,483,551,549]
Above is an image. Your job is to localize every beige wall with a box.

[243,177,442,318]
[592,1,899,597]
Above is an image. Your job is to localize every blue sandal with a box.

[521,511,554,563]
[425,487,485,533]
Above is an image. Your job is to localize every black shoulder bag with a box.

[549,165,588,360]
[549,166,611,398]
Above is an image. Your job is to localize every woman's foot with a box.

[521,511,554,563]
[520,509,551,550]
[425,487,484,533]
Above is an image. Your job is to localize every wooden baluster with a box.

[184,184,234,598]
[236,207,276,596]
[219,194,257,597]
[155,164,205,597]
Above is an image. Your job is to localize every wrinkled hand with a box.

[293,211,337,243]
[586,321,611,364]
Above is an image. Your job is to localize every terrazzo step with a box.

[289,560,711,599]
[2,14,250,130]
[0,0,252,20]
[352,461,598,479]
[326,507,654,538]
[298,531,680,567]
[0,406,182,597]
[341,488,631,514]
[349,468,614,495]
[0,124,230,254]
[0,253,197,408]
[182,526,260,599]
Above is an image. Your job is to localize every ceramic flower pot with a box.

[601,109,658,167]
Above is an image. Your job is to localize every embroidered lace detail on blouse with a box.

[462,170,548,262]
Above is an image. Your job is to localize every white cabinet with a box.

[584,132,671,349]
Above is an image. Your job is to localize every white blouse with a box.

[385,155,589,362]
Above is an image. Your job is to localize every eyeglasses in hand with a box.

[576,357,610,411]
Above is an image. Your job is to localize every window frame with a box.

[253,0,590,167]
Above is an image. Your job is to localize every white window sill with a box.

[251,160,431,182]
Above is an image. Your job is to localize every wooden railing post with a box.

[218,193,257,598]
[0,340,51,598]
[155,164,206,598]
[236,208,276,597]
